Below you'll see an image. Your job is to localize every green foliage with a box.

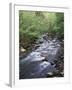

[55,13,64,39]
[19,10,64,49]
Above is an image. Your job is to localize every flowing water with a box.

[20,34,61,79]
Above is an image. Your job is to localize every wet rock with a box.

[37,38,44,44]
[34,44,40,50]
[50,62,55,65]
[42,59,48,62]
[60,71,64,77]
[46,72,53,77]
[41,53,48,58]
[39,41,43,44]
[43,35,48,41]
[47,72,53,75]
[20,47,26,52]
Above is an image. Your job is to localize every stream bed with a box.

[19,34,64,79]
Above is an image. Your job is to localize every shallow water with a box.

[20,35,61,79]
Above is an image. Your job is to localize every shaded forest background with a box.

[19,11,64,58]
